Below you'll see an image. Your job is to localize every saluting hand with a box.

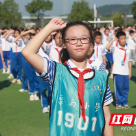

[48,17,67,32]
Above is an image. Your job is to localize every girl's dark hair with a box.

[14,28,21,34]
[54,30,62,39]
[104,28,110,31]
[94,31,101,38]
[60,21,93,64]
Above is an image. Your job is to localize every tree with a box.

[131,1,136,19]
[112,12,124,26]
[1,0,22,27]
[67,0,94,22]
[25,0,53,18]
[0,2,2,20]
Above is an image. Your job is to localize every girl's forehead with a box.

[65,25,90,37]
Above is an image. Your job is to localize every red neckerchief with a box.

[95,44,99,58]
[116,42,127,63]
[63,61,92,122]
[55,48,62,62]
[89,60,93,64]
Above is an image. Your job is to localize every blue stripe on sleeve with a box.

[98,64,113,105]
[41,57,55,90]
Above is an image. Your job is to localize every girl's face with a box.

[55,33,62,47]
[105,30,110,36]
[64,25,91,62]
[25,33,31,40]
[14,31,20,38]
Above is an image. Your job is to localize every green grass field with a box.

[0,68,136,136]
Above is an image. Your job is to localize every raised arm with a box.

[22,17,66,73]
[131,33,136,41]
[107,33,114,41]
[106,37,117,51]
[2,31,8,39]
[0,29,4,36]
[4,30,14,41]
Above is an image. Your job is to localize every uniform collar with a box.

[67,59,92,71]
[117,43,127,49]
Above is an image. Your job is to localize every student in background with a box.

[5,29,23,84]
[14,29,34,92]
[0,30,11,74]
[93,31,106,68]
[106,31,132,110]
[127,30,136,67]
[43,31,63,63]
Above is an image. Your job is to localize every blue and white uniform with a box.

[0,37,10,60]
[37,57,113,135]
[110,42,132,106]
[91,43,106,64]
[22,39,39,94]
[21,39,29,90]
[38,47,51,108]
[9,38,23,80]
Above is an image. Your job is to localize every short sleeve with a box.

[24,38,29,45]
[110,42,116,54]
[44,44,51,56]
[102,46,106,55]
[9,36,14,43]
[37,57,56,89]
[128,51,132,62]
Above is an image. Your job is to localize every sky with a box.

[0,0,135,16]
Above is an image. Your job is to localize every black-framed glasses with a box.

[63,37,91,44]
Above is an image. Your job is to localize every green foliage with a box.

[112,12,124,26]
[25,0,53,18]
[131,1,136,19]
[0,2,2,19]
[67,0,93,22]
[0,0,22,27]
[93,4,132,16]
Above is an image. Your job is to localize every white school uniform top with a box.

[43,42,62,63]
[0,38,10,51]
[11,38,23,53]
[127,35,136,51]
[8,36,13,48]
[102,34,109,49]
[93,43,106,63]
[38,47,49,59]
[110,42,132,75]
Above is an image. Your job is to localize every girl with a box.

[42,30,63,62]
[22,18,114,136]
[0,30,11,74]
[5,29,23,84]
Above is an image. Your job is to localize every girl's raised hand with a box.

[48,17,67,31]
